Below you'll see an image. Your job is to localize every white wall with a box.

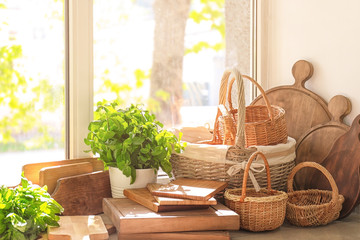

[258,0,360,125]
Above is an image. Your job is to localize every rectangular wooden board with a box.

[22,157,103,185]
[118,231,230,240]
[39,162,94,194]
[123,188,210,212]
[47,216,109,240]
[103,198,239,234]
[147,178,228,201]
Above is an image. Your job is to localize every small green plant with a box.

[84,101,186,184]
[0,174,64,240]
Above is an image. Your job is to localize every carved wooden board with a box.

[103,198,240,234]
[295,95,351,189]
[47,216,109,240]
[123,188,211,212]
[310,115,360,218]
[39,162,94,194]
[251,60,331,141]
[147,178,228,201]
[51,171,111,216]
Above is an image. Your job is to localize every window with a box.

[0,0,255,186]
[93,0,255,128]
[0,0,65,186]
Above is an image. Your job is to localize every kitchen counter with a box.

[107,212,360,240]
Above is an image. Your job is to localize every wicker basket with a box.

[171,68,294,191]
[224,151,288,232]
[286,162,344,227]
[225,74,288,147]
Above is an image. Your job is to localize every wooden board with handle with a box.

[51,171,111,216]
[147,178,228,201]
[294,95,351,189]
[310,114,360,218]
[39,162,94,194]
[103,198,240,234]
[251,60,331,141]
[123,188,212,212]
[22,157,103,185]
[118,231,230,240]
[47,216,109,240]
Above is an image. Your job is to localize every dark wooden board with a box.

[251,60,331,141]
[310,114,360,218]
[123,188,210,212]
[147,178,228,201]
[39,162,94,194]
[51,171,111,216]
[295,95,351,189]
[103,198,240,234]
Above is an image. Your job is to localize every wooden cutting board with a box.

[147,178,228,201]
[251,60,331,141]
[103,198,239,234]
[294,95,351,189]
[22,157,103,185]
[123,188,211,212]
[39,162,94,194]
[310,114,360,218]
[47,216,109,240]
[51,171,112,216]
[118,231,230,240]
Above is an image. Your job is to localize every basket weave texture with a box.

[224,74,288,147]
[171,68,294,190]
[286,162,344,227]
[224,151,288,232]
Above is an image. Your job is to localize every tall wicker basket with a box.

[171,68,294,191]
[286,162,344,227]
[224,151,288,232]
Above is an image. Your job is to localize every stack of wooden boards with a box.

[103,178,240,239]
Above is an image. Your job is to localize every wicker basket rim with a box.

[225,188,288,202]
[287,189,345,208]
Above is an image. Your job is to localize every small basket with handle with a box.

[286,162,344,227]
[224,151,288,232]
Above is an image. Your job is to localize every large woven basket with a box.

[286,162,344,227]
[224,74,288,147]
[224,151,288,232]
[171,68,294,191]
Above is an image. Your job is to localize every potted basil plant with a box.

[84,101,186,198]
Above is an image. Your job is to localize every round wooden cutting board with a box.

[251,60,332,141]
[294,95,351,189]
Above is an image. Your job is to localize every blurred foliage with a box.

[186,0,225,54]
[0,2,64,151]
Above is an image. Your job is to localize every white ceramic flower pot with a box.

[108,167,157,198]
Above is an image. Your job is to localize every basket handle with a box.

[212,68,246,148]
[287,162,339,202]
[239,151,272,202]
[227,75,275,122]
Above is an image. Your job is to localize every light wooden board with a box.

[123,188,212,212]
[22,157,103,185]
[51,171,112,216]
[154,194,217,205]
[103,198,239,234]
[310,114,360,218]
[251,60,332,141]
[147,178,228,201]
[295,95,351,189]
[118,231,230,240]
[39,162,94,194]
[47,216,109,240]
